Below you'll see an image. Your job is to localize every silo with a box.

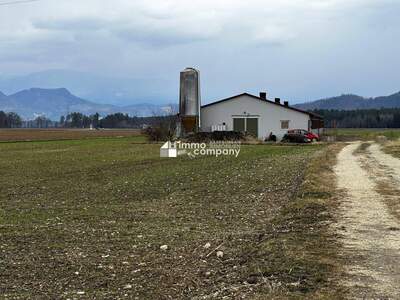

[179,68,201,135]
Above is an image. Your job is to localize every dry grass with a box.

[380,141,400,219]
[353,142,372,155]
[375,181,400,222]
[357,140,400,221]
[382,140,400,158]
[264,143,347,299]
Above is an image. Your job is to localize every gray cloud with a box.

[0,0,399,103]
[33,18,109,32]
[32,16,217,47]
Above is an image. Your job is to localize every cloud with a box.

[33,18,109,32]
[26,0,309,48]
[33,16,219,47]
[0,0,399,101]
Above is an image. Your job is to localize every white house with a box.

[200,93,323,140]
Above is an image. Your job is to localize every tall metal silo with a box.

[179,68,201,136]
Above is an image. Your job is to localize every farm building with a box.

[200,92,323,141]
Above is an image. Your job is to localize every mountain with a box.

[1,88,116,120]
[0,88,176,120]
[0,91,6,100]
[0,70,176,106]
[295,92,400,111]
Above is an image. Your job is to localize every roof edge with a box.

[201,93,323,119]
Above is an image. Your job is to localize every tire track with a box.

[334,142,400,299]
[368,143,400,184]
[360,142,400,222]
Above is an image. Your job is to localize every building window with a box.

[281,120,290,129]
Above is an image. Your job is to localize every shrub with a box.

[142,115,177,142]
[187,131,245,142]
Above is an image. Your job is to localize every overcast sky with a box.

[0,0,399,104]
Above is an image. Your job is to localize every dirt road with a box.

[335,142,400,298]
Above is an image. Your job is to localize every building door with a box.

[246,118,258,137]
[233,117,258,137]
[233,118,245,132]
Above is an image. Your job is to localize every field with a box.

[0,131,343,299]
[0,129,143,142]
[324,128,400,141]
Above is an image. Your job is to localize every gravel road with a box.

[335,142,400,299]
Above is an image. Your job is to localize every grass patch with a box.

[250,144,347,298]
[0,128,143,142]
[325,128,400,141]
[383,140,400,158]
[353,142,372,155]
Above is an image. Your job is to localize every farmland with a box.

[0,129,143,142]
[324,128,400,141]
[0,131,343,299]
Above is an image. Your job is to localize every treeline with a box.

[0,111,22,128]
[314,108,400,128]
[5,108,400,129]
[57,110,400,129]
[60,113,100,128]
[59,112,176,129]
[0,111,176,129]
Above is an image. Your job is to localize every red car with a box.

[284,129,320,143]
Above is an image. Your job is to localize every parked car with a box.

[282,129,320,143]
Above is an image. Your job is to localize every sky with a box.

[0,0,399,105]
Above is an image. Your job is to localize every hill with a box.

[0,88,116,120]
[294,92,400,110]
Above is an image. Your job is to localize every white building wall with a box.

[200,94,311,140]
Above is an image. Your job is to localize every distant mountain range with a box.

[294,92,400,111]
[2,79,400,120]
[0,88,176,120]
[0,69,176,106]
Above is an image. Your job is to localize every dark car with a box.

[282,129,320,143]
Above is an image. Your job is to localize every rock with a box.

[204,242,211,249]
[247,275,259,284]
[205,271,211,277]
[216,251,224,258]
[124,284,132,289]
[160,245,168,251]
[290,281,301,287]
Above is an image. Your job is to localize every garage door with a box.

[233,118,258,137]
[246,118,258,137]
[233,118,245,132]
